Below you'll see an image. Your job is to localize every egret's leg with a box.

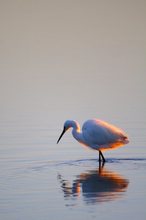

[99,150,102,163]
[99,150,105,163]
[99,151,101,162]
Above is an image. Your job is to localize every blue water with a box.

[0,117,146,220]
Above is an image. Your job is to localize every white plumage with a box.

[57,119,129,162]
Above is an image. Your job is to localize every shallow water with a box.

[0,119,146,220]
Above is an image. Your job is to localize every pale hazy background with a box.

[0,0,146,145]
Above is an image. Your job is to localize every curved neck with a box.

[70,120,80,131]
[71,122,86,145]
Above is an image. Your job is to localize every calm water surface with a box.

[0,118,146,220]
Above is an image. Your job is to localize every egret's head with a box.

[57,120,72,144]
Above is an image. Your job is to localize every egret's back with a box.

[82,119,129,150]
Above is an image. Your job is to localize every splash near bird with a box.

[57,119,129,162]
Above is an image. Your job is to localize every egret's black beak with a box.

[57,127,66,144]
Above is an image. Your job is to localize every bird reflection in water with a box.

[58,163,129,204]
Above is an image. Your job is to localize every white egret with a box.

[57,119,129,162]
